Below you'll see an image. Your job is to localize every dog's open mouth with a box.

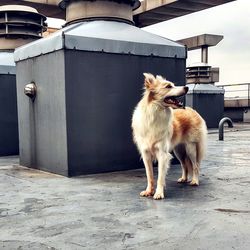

[164,96,184,108]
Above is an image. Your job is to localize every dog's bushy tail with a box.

[196,121,208,164]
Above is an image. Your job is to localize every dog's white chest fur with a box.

[132,99,172,153]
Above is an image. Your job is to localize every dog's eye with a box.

[165,85,172,89]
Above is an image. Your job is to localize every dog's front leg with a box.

[140,150,154,197]
[154,151,172,200]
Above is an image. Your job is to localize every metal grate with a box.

[186,64,212,84]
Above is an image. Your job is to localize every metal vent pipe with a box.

[59,0,141,25]
[201,45,208,64]
[0,5,47,50]
[178,34,225,128]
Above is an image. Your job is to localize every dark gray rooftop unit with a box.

[15,0,186,176]
[0,5,47,156]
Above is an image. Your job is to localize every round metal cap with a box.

[0,5,38,13]
[187,62,211,68]
[0,5,46,20]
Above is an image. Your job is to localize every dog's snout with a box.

[184,86,189,93]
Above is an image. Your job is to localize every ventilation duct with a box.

[14,0,186,176]
[178,34,224,128]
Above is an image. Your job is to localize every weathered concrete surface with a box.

[0,128,250,249]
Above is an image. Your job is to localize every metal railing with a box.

[217,83,250,107]
[219,117,233,141]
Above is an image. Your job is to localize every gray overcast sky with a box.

[144,0,250,85]
[48,0,250,85]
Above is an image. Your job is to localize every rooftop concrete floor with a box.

[0,125,250,249]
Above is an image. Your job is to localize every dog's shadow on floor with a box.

[164,180,201,200]
[157,164,210,201]
[76,164,208,201]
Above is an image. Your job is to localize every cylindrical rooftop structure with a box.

[59,0,140,25]
[0,5,47,156]
[0,5,47,50]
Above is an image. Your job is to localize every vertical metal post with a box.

[201,45,208,63]
[248,83,249,108]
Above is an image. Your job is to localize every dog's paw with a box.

[190,179,199,186]
[153,192,165,200]
[140,190,154,197]
[177,177,188,183]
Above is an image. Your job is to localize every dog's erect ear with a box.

[143,73,155,89]
[156,75,165,81]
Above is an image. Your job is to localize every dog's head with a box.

[143,73,188,109]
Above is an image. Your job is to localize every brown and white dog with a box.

[132,73,207,199]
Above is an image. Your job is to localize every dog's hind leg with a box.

[186,143,200,186]
[174,144,188,183]
[140,150,155,197]
[154,151,172,199]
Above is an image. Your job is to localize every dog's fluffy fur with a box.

[132,73,207,199]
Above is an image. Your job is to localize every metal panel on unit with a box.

[15,0,186,176]
[0,5,47,156]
